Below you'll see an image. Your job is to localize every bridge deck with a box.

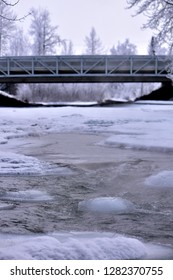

[0,55,171,83]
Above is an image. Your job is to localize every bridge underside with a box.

[0,55,171,83]
[0,74,170,83]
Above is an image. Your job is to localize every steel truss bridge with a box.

[0,55,172,83]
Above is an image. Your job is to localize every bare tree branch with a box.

[0,0,30,21]
[163,0,173,5]
[1,0,20,6]
[0,12,30,22]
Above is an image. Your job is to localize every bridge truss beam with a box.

[0,55,171,83]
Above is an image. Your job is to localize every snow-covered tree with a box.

[61,40,74,55]
[148,36,156,55]
[84,27,103,54]
[0,1,16,55]
[8,27,29,55]
[110,38,137,55]
[127,0,173,51]
[147,36,168,55]
[30,7,60,55]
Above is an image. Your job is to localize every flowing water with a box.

[0,132,173,259]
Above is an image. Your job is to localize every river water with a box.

[0,104,173,259]
[0,134,173,258]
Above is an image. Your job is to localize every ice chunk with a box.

[0,202,14,210]
[78,197,135,214]
[0,190,53,202]
[145,171,173,188]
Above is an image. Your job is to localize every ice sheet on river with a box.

[1,104,173,153]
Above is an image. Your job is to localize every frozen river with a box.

[0,101,173,259]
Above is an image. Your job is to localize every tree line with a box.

[0,3,141,56]
[0,0,171,56]
[0,0,171,102]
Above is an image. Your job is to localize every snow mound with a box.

[0,231,172,260]
[0,190,53,202]
[145,171,173,188]
[78,197,135,214]
[0,233,146,260]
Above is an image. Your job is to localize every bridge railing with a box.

[0,55,171,83]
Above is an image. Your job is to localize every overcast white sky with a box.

[15,0,153,54]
